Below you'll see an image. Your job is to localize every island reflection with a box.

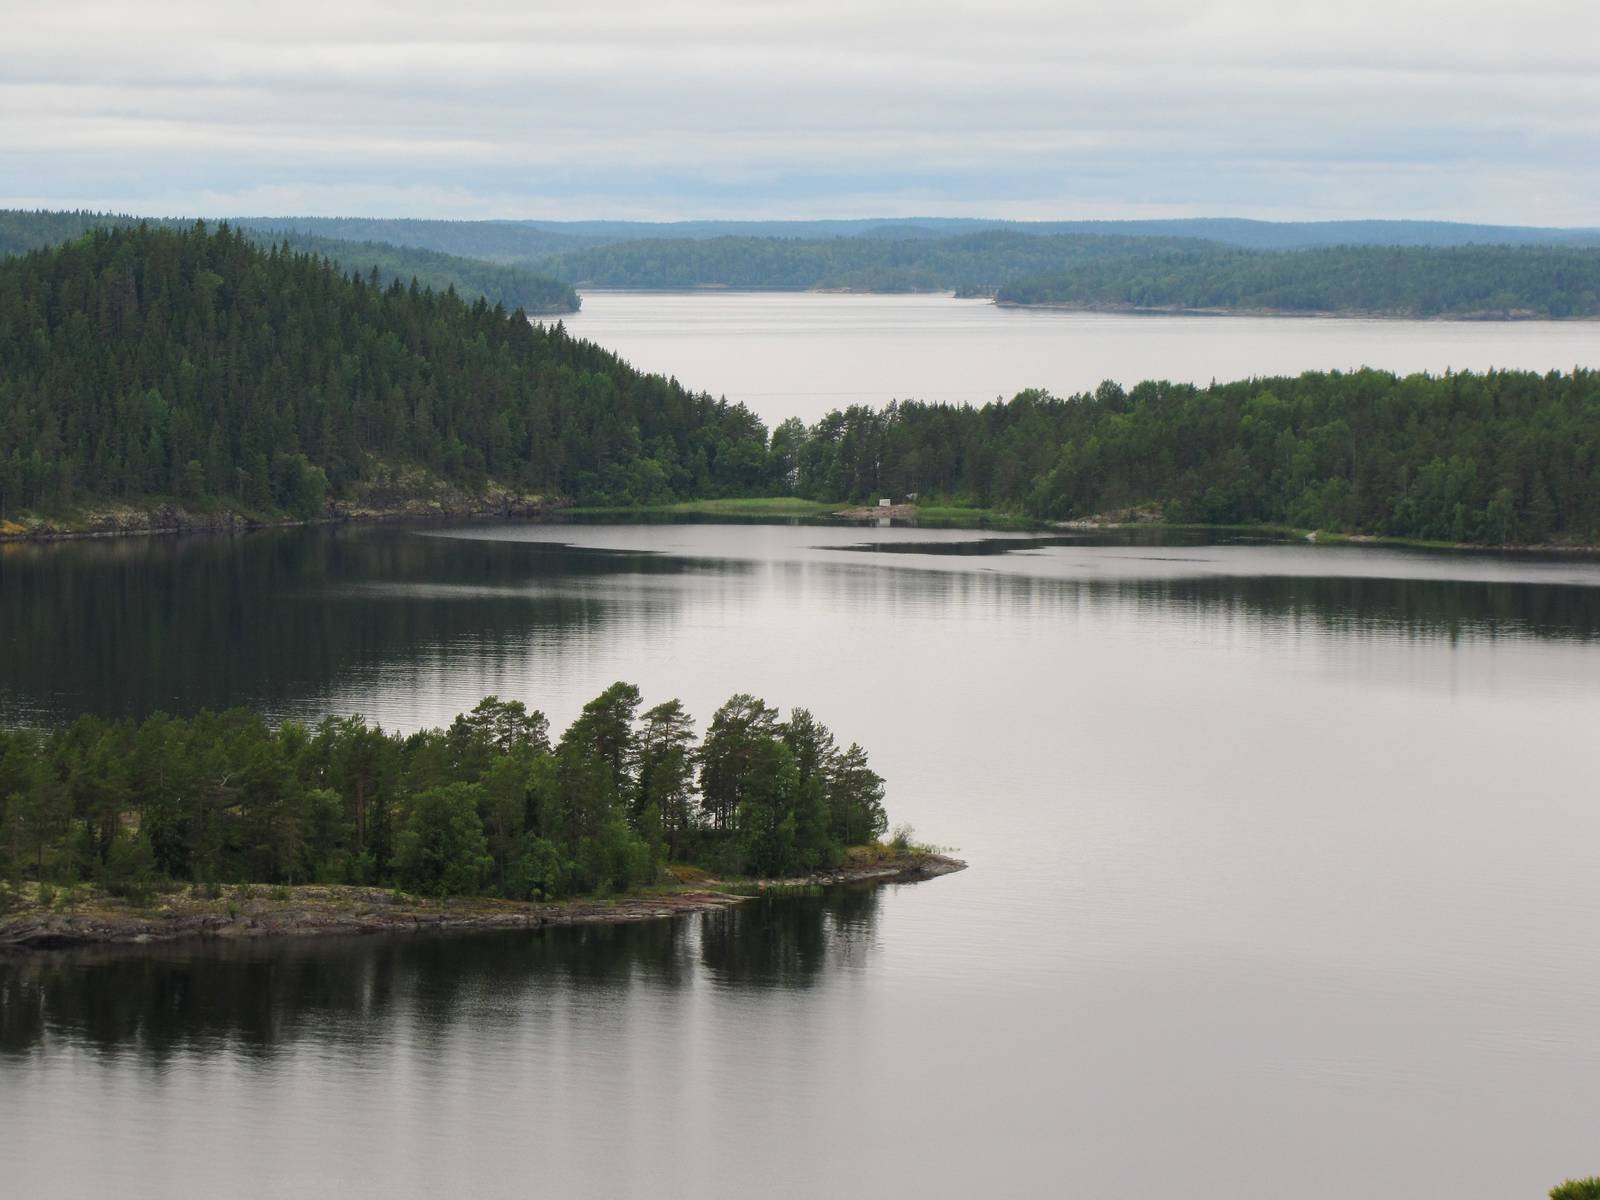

[5,523,1599,727]
[0,889,882,1059]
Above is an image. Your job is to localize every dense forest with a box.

[0,211,577,313]
[546,232,1600,316]
[6,225,1600,544]
[996,243,1600,317]
[785,369,1600,543]
[0,688,890,899]
[11,211,1599,317]
[542,230,1205,293]
[0,223,772,516]
[253,231,576,314]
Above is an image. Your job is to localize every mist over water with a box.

[4,520,1600,1198]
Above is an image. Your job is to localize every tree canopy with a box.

[788,369,1600,544]
[0,223,772,514]
[0,210,578,314]
[0,690,891,900]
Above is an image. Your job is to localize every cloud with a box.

[2,0,1597,221]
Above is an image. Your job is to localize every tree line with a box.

[542,230,1206,294]
[0,688,890,901]
[542,230,1600,317]
[995,242,1600,318]
[783,369,1600,544]
[0,223,774,516]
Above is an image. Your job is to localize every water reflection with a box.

[0,889,881,1059]
[3,521,1600,726]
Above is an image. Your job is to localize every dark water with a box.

[4,521,1600,1198]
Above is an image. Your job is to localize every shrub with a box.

[1552,1179,1600,1200]
[394,783,493,896]
[101,832,160,907]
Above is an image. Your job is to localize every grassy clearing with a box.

[909,504,1037,528]
[567,496,840,518]
[566,496,1043,528]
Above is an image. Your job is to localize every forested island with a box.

[0,688,958,950]
[4,223,1600,546]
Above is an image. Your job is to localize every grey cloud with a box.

[1,0,1596,221]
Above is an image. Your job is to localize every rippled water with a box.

[3,521,1599,1198]
[559,290,1600,425]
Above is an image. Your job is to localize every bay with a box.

[3,521,1600,1199]
[559,290,1600,426]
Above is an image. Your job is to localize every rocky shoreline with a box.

[0,853,966,953]
[0,465,562,543]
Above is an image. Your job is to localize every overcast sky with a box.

[3,0,1597,223]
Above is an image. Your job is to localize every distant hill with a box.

[538,229,1600,316]
[995,242,1600,318]
[1002,218,1600,251]
[540,230,1206,293]
[228,216,601,264]
[512,216,1600,250]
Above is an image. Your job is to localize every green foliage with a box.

[997,243,1600,317]
[100,831,160,905]
[796,370,1600,544]
[395,783,493,896]
[544,230,1209,294]
[0,210,579,314]
[1551,1180,1600,1200]
[249,232,578,314]
[0,223,775,515]
[0,687,893,900]
[544,229,1600,316]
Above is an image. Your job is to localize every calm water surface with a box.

[560,290,1600,424]
[2,521,1599,1198]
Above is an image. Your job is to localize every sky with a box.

[2,0,1597,224]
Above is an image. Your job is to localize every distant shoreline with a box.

[0,852,967,954]
[569,287,1598,321]
[991,298,1598,322]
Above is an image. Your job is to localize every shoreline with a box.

[991,298,1597,322]
[0,852,967,954]
[6,498,1599,556]
[0,494,564,545]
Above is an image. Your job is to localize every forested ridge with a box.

[548,232,1600,317]
[10,211,1598,319]
[229,214,1600,252]
[0,223,771,517]
[785,369,1600,543]
[0,688,891,900]
[0,210,578,314]
[996,243,1600,318]
[542,230,1203,294]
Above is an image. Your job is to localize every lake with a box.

[559,290,1600,425]
[3,521,1599,1199]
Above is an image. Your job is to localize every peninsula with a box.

[0,689,964,952]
